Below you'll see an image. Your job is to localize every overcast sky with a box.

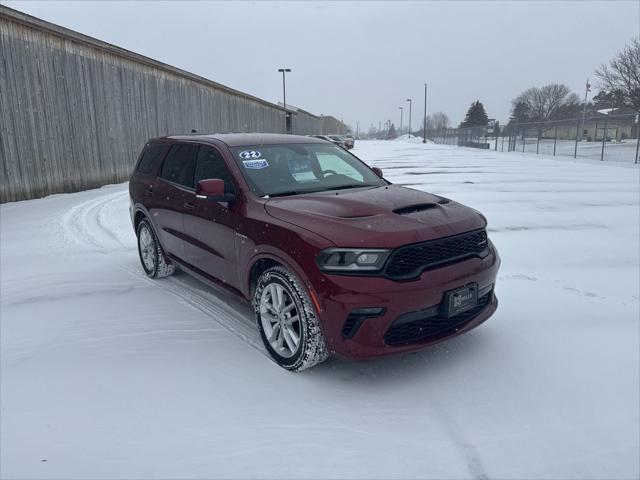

[4,0,639,130]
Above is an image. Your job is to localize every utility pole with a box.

[579,79,591,141]
[423,83,428,143]
[278,68,291,133]
[406,98,412,138]
[399,106,403,136]
[635,112,639,164]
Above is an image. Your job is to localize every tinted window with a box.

[194,146,235,193]
[137,145,166,174]
[160,144,197,187]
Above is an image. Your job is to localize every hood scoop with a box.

[393,203,437,215]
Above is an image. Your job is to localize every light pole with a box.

[406,98,412,138]
[278,68,291,133]
[579,78,590,141]
[399,106,403,137]
[423,83,428,143]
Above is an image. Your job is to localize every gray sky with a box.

[5,0,639,130]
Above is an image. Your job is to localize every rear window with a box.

[137,145,166,174]
[160,144,198,187]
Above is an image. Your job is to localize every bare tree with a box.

[595,38,640,110]
[425,112,450,131]
[512,84,579,122]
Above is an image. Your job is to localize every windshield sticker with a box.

[243,159,269,169]
[239,150,262,159]
[289,157,318,182]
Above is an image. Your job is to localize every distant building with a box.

[276,103,322,135]
[321,115,349,135]
[546,107,639,141]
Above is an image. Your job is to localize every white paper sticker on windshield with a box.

[243,159,269,169]
[239,150,262,159]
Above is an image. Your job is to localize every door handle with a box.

[183,202,195,210]
[144,187,154,197]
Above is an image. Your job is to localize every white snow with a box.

[1,141,639,479]
[394,134,433,144]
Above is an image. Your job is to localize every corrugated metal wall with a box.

[0,7,323,202]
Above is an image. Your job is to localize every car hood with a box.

[264,185,486,248]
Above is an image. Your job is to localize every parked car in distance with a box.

[343,133,355,149]
[308,134,346,149]
[129,133,500,371]
[327,135,352,149]
[328,134,354,149]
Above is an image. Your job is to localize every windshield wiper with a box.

[268,190,313,197]
[268,184,377,197]
[322,184,377,192]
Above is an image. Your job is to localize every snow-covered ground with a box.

[1,141,639,479]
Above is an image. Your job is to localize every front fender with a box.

[243,247,323,309]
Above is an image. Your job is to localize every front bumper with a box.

[315,246,500,359]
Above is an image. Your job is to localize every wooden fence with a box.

[0,6,323,202]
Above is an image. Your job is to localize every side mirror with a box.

[196,179,235,202]
[371,167,383,177]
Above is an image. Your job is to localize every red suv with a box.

[129,134,500,371]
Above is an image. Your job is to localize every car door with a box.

[149,142,198,263]
[182,145,240,289]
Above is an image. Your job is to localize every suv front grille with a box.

[384,291,491,346]
[384,229,488,280]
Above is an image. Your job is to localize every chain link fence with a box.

[429,113,640,164]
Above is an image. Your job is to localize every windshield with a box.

[230,143,386,197]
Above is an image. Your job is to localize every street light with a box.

[423,83,428,144]
[398,106,403,137]
[278,68,291,133]
[406,98,412,138]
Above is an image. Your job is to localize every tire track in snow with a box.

[52,187,266,358]
[424,388,490,480]
[55,189,131,253]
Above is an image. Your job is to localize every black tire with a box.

[136,218,175,279]
[254,266,328,372]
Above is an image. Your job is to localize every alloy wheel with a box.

[139,226,156,272]
[259,283,301,358]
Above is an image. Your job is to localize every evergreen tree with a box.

[461,101,489,127]
[511,100,530,123]
[387,123,397,139]
[593,89,626,108]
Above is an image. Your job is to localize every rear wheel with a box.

[136,218,175,279]
[254,266,328,372]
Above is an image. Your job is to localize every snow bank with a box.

[394,133,433,143]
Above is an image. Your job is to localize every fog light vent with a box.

[342,307,385,338]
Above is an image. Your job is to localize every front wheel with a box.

[254,266,328,372]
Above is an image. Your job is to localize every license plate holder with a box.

[442,283,478,318]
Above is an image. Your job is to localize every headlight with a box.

[317,248,390,272]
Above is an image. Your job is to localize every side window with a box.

[316,152,364,182]
[137,145,166,174]
[194,146,235,193]
[160,144,197,187]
